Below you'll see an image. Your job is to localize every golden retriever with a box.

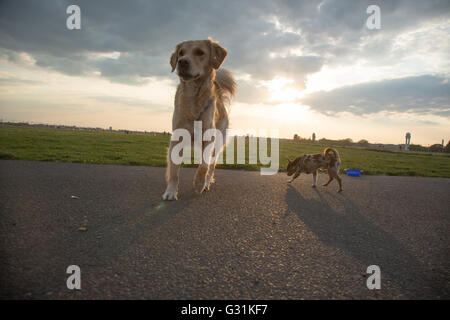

[162,38,236,200]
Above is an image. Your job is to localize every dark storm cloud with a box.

[0,0,449,114]
[301,75,450,117]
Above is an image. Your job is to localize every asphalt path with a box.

[0,160,449,299]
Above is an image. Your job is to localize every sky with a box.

[0,0,449,145]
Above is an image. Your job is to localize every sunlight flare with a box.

[262,77,304,103]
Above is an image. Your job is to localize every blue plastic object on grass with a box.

[345,169,363,177]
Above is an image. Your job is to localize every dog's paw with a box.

[193,167,208,194]
[162,186,178,201]
[337,189,343,193]
[193,174,207,194]
[287,179,293,183]
[205,176,215,191]
[312,184,317,188]
[204,180,212,192]
[193,180,206,194]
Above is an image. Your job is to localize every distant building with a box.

[405,132,411,150]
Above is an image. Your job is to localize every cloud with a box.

[87,95,171,113]
[301,75,450,117]
[234,80,271,104]
[0,0,449,109]
[0,76,41,86]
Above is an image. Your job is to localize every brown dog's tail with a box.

[324,147,341,170]
[215,69,236,108]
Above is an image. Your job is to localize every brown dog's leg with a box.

[162,141,181,200]
[287,170,300,183]
[312,169,318,187]
[330,170,343,192]
[322,170,333,186]
[335,174,343,192]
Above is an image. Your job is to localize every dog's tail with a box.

[215,68,236,107]
[324,147,341,170]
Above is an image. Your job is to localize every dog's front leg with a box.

[205,156,217,191]
[162,141,181,200]
[287,169,301,183]
[312,170,318,187]
[193,141,211,194]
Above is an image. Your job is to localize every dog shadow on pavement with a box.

[284,184,447,298]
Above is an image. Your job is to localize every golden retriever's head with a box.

[170,38,227,81]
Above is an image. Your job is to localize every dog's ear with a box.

[209,39,227,69]
[170,43,181,73]
[287,158,292,164]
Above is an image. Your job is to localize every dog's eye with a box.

[194,49,204,56]
[179,49,185,56]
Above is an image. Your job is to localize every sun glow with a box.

[262,77,304,103]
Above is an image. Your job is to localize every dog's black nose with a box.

[178,59,189,69]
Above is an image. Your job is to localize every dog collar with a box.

[197,98,213,120]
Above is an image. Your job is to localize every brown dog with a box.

[286,147,343,192]
[162,38,236,200]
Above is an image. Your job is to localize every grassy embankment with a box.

[1,126,449,177]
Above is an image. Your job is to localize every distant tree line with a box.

[0,121,171,136]
[409,141,450,153]
[292,134,359,147]
[292,133,449,153]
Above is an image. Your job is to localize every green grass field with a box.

[1,126,449,177]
